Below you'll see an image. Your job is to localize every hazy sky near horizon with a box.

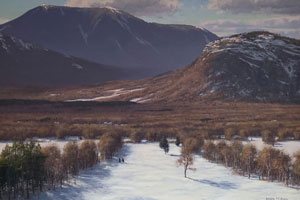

[0,0,299,38]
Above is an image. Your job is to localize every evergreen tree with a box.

[175,136,181,146]
[159,137,169,154]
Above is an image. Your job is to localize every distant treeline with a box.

[1,119,299,144]
[0,133,123,199]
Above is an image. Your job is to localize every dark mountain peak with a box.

[28,4,129,18]
[0,5,218,78]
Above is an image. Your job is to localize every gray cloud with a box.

[208,0,300,15]
[66,0,181,16]
[202,16,300,39]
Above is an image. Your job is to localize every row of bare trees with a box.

[0,132,123,199]
[175,135,300,187]
[202,140,300,186]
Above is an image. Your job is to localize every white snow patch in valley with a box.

[66,88,145,102]
[130,97,142,103]
[32,143,300,200]
[139,98,152,103]
[130,97,152,103]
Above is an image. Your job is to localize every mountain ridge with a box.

[0,34,128,86]
[0,5,218,77]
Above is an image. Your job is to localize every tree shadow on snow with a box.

[187,177,237,190]
[34,145,132,200]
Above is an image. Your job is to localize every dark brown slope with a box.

[44,31,300,104]
[0,35,127,86]
[129,32,300,104]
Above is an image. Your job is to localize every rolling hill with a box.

[51,31,300,104]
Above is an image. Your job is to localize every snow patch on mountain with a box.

[72,63,83,70]
[0,38,9,52]
[204,33,300,80]
[78,24,88,46]
[41,4,54,11]
[104,6,121,14]
[92,17,103,31]
[0,25,9,32]
[115,40,122,50]
[60,7,65,16]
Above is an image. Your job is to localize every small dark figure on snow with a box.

[122,158,125,163]
[119,158,121,163]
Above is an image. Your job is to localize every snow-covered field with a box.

[246,137,300,156]
[33,143,300,200]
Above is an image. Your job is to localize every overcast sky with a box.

[0,0,299,38]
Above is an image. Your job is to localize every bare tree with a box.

[98,133,123,160]
[257,146,280,181]
[79,141,98,169]
[231,141,243,169]
[63,142,79,177]
[202,141,217,161]
[274,151,291,185]
[293,151,300,185]
[177,152,195,178]
[42,145,64,189]
[176,137,200,178]
[262,130,275,146]
[242,144,257,179]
